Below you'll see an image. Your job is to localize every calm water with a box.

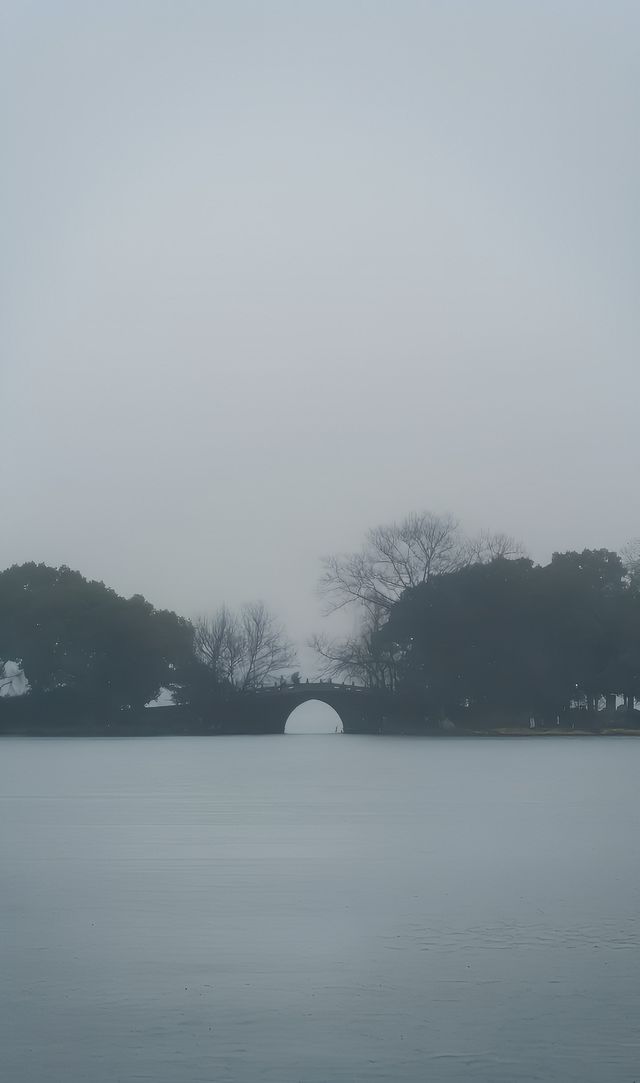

[1,735,639,1083]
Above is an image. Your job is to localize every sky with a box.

[2,1,639,670]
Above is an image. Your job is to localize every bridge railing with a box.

[247,680,371,695]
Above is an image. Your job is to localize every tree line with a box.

[0,564,294,719]
[314,513,640,722]
[1,512,639,724]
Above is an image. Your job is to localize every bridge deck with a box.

[247,682,373,696]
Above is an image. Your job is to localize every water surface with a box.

[1,735,639,1082]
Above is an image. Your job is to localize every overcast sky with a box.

[2,1,639,667]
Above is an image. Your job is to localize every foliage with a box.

[315,510,525,688]
[319,511,524,618]
[3,532,639,728]
[0,563,193,714]
[382,549,640,718]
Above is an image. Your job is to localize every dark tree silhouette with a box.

[0,563,193,715]
[315,511,525,689]
[381,548,640,720]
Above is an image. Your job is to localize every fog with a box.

[3,2,638,660]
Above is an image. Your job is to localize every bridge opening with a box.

[284,700,344,734]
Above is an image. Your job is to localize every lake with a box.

[1,734,639,1082]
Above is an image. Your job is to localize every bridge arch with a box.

[244,682,386,735]
[208,682,388,735]
[284,699,344,734]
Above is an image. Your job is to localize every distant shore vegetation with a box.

[2,511,640,730]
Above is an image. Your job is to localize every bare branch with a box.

[195,603,296,690]
[310,611,399,692]
[319,511,466,616]
[315,513,524,695]
[465,530,528,564]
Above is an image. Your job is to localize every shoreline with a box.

[1,726,640,739]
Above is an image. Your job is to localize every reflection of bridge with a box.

[207,681,391,735]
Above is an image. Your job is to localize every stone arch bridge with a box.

[207,682,394,735]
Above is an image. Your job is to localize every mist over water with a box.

[2,735,639,1083]
[3,5,639,1080]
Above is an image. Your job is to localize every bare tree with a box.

[310,626,398,691]
[239,602,296,689]
[319,511,466,617]
[314,511,525,689]
[465,529,527,564]
[193,606,245,686]
[320,512,526,618]
[194,602,296,690]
